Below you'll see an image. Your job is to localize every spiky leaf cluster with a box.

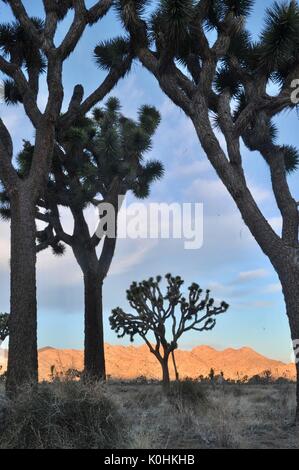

[115,0,151,29]
[94,36,131,71]
[89,98,163,199]
[259,1,299,75]
[281,145,299,172]
[3,78,23,105]
[202,0,254,31]
[0,17,46,72]
[0,187,10,220]
[159,0,195,53]
[42,0,74,21]
[0,139,36,220]
[110,274,229,346]
[16,140,34,178]
[215,65,242,96]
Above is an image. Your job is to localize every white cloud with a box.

[206,270,272,304]
[237,269,269,283]
[110,240,158,276]
[37,247,82,287]
[187,177,224,196]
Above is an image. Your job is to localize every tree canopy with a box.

[110,274,229,383]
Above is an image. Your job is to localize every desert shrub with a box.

[0,371,6,384]
[134,387,162,409]
[65,369,82,381]
[212,418,240,449]
[275,377,292,385]
[248,370,275,385]
[167,380,208,412]
[135,376,148,384]
[127,414,160,449]
[0,381,126,449]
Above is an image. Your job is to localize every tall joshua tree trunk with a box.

[83,271,106,380]
[159,349,171,387]
[171,350,179,381]
[278,261,299,422]
[72,210,118,382]
[161,358,170,386]
[6,191,38,393]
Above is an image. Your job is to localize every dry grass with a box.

[112,381,299,449]
[0,381,126,449]
[0,380,298,449]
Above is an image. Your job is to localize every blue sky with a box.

[0,1,298,363]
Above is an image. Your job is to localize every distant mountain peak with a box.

[29,344,295,382]
[38,346,55,353]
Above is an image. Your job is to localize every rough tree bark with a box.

[171,350,179,382]
[154,344,171,386]
[72,213,117,381]
[83,272,106,380]
[277,258,299,423]
[161,357,170,386]
[7,191,38,391]
[5,122,56,394]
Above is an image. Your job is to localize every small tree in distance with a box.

[110,274,229,386]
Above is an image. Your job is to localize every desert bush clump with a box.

[0,371,6,384]
[0,381,126,449]
[167,380,208,413]
[212,417,240,449]
[134,388,162,409]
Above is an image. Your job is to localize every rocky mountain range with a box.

[1,344,295,381]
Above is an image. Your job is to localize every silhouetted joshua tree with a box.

[0,313,9,343]
[1,98,163,381]
[110,274,229,386]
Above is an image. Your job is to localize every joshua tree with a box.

[209,368,215,382]
[103,0,299,421]
[110,274,229,385]
[209,367,215,389]
[0,0,133,393]
[1,97,163,380]
[0,313,9,343]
